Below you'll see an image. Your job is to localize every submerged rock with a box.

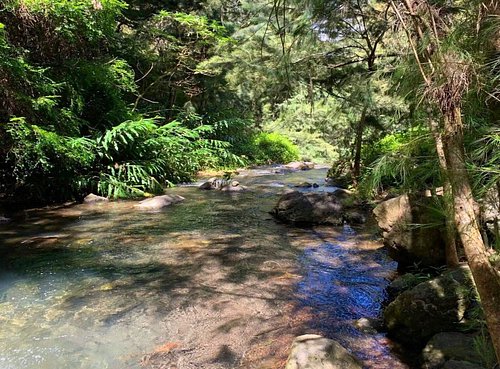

[83,193,109,204]
[384,265,476,346]
[134,195,185,210]
[373,194,446,267]
[285,334,363,369]
[422,332,483,369]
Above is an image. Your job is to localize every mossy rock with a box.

[384,265,477,346]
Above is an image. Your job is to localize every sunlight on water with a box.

[0,167,408,369]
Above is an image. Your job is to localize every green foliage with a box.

[264,88,342,162]
[359,127,439,196]
[473,330,497,369]
[5,117,95,200]
[4,0,127,42]
[251,132,300,164]
[3,0,495,209]
[95,118,243,198]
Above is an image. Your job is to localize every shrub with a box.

[251,132,299,164]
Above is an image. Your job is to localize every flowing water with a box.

[0,167,408,369]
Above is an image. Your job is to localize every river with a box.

[0,166,409,369]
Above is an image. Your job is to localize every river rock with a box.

[354,317,381,334]
[285,334,363,369]
[272,191,345,225]
[373,194,446,268]
[199,181,214,190]
[386,273,426,299]
[220,182,247,192]
[422,332,483,368]
[83,193,109,204]
[294,182,319,188]
[343,210,366,224]
[199,178,247,192]
[285,161,315,171]
[384,265,476,346]
[134,195,185,210]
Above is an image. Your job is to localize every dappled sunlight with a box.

[0,167,407,368]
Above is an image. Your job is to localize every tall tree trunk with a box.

[428,115,460,267]
[442,106,500,362]
[352,106,367,184]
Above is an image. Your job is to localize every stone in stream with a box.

[272,189,362,225]
[384,265,477,346]
[285,161,315,171]
[373,194,446,268]
[354,317,382,334]
[83,193,109,204]
[199,178,247,192]
[272,191,343,225]
[285,334,363,369]
[294,182,319,188]
[134,194,185,210]
[422,332,484,369]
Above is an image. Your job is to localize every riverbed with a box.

[0,166,409,369]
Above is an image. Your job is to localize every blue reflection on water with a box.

[295,225,399,363]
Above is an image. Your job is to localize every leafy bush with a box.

[359,127,439,196]
[5,117,95,201]
[251,132,300,164]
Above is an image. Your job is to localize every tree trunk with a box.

[352,106,367,184]
[442,106,500,362]
[428,115,460,267]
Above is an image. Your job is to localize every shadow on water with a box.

[0,167,411,369]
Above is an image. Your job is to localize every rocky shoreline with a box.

[279,189,497,369]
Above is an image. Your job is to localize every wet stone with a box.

[285,334,363,369]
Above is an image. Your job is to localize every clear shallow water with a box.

[0,167,408,369]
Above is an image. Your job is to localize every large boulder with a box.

[285,334,363,369]
[373,194,446,267]
[134,195,185,210]
[285,161,315,171]
[384,265,476,346]
[386,273,427,300]
[272,190,348,225]
[83,193,109,204]
[422,332,483,369]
